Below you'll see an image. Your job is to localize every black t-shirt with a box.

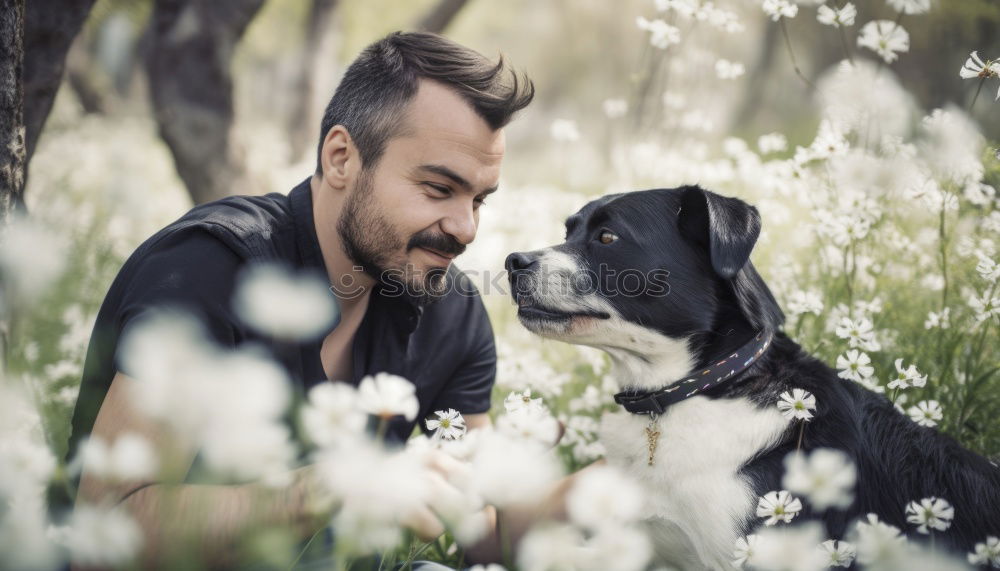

[66,178,496,469]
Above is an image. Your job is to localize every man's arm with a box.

[74,372,328,569]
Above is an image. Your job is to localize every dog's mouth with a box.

[515,295,611,322]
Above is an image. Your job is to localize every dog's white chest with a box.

[600,396,789,569]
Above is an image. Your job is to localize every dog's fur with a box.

[505,186,1000,569]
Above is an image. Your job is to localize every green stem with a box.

[796,420,806,451]
[779,19,814,89]
[969,77,986,112]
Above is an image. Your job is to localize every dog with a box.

[504,185,1000,569]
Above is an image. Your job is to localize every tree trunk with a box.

[0,0,25,223]
[23,0,97,167]
[145,0,265,205]
[416,0,470,34]
[287,0,340,162]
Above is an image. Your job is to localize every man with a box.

[66,31,533,567]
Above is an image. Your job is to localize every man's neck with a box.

[310,175,376,312]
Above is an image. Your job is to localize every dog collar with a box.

[613,330,774,416]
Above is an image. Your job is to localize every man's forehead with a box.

[398,80,506,158]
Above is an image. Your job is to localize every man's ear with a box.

[319,125,358,191]
[678,185,762,279]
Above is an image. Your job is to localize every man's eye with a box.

[473,197,487,209]
[598,230,618,245]
[424,183,451,195]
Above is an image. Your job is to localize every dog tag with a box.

[645,415,661,466]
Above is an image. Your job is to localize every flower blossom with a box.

[426,409,467,440]
[817,3,856,27]
[783,448,856,510]
[762,0,798,21]
[857,20,910,64]
[819,539,857,568]
[756,490,803,525]
[907,400,943,428]
[888,358,927,390]
[777,389,817,422]
[836,350,874,383]
[905,496,955,534]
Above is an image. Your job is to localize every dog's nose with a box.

[505,251,538,274]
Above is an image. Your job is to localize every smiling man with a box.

[67,31,533,567]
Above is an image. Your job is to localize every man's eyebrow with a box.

[417,164,499,194]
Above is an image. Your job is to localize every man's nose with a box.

[505,251,538,274]
[440,200,477,245]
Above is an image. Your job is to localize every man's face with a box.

[337,80,505,304]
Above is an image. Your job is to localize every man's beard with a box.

[336,169,466,306]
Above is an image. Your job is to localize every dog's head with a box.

[505,185,784,389]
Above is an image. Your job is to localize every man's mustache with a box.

[408,231,466,257]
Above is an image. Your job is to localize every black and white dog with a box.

[504,186,1000,569]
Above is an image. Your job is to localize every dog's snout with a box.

[505,251,538,274]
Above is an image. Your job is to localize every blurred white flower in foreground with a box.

[757,490,803,525]
[504,388,545,413]
[233,263,338,340]
[967,536,1000,567]
[301,382,367,448]
[73,432,158,483]
[566,464,643,531]
[518,523,585,571]
[751,522,827,571]
[52,505,143,568]
[817,3,856,27]
[762,0,798,21]
[777,388,816,422]
[975,253,1000,282]
[121,312,296,483]
[468,429,561,507]
[907,400,943,428]
[887,0,930,15]
[857,20,910,64]
[426,408,467,440]
[783,448,856,510]
[635,16,680,49]
[905,496,954,534]
[788,290,824,317]
[758,132,788,155]
[819,539,857,568]
[0,215,69,303]
[919,107,984,187]
[357,372,419,421]
[969,290,1000,323]
[497,403,561,447]
[733,534,759,569]
[852,513,907,567]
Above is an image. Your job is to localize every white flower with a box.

[715,59,746,79]
[853,513,906,566]
[518,523,585,571]
[504,388,545,413]
[855,375,886,394]
[887,0,930,15]
[758,133,788,154]
[469,430,561,507]
[967,536,1000,567]
[357,372,419,421]
[834,317,881,351]
[756,490,803,525]
[733,534,760,569]
[969,291,1000,322]
[566,465,643,531]
[905,497,954,534]
[888,358,927,390]
[301,382,367,448]
[54,505,143,567]
[783,449,856,511]
[636,17,681,49]
[960,51,1000,80]
[0,215,69,303]
[602,98,628,119]
[426,408,467,440]
[857,20,910,64]
[762,0,799,21]
[787,290,824,316]
[751,522,828,571]
[976,252,1000,282]
[496,404,561,447]
[819,539,857,567]
[550,119,581,142]
[817,3,856,27]
[74,433,158,483]
[777,389,817,422]
[836,350,874,383]
[233,263,339,340]
[586,525,653,571]
[924,308,951,330]
[907,400,943,428]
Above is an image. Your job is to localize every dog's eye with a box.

[598,230,618,245]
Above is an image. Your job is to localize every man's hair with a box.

[315,31,534,174]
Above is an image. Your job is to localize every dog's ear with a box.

[678,185,761,279]
[677,185,785,331]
